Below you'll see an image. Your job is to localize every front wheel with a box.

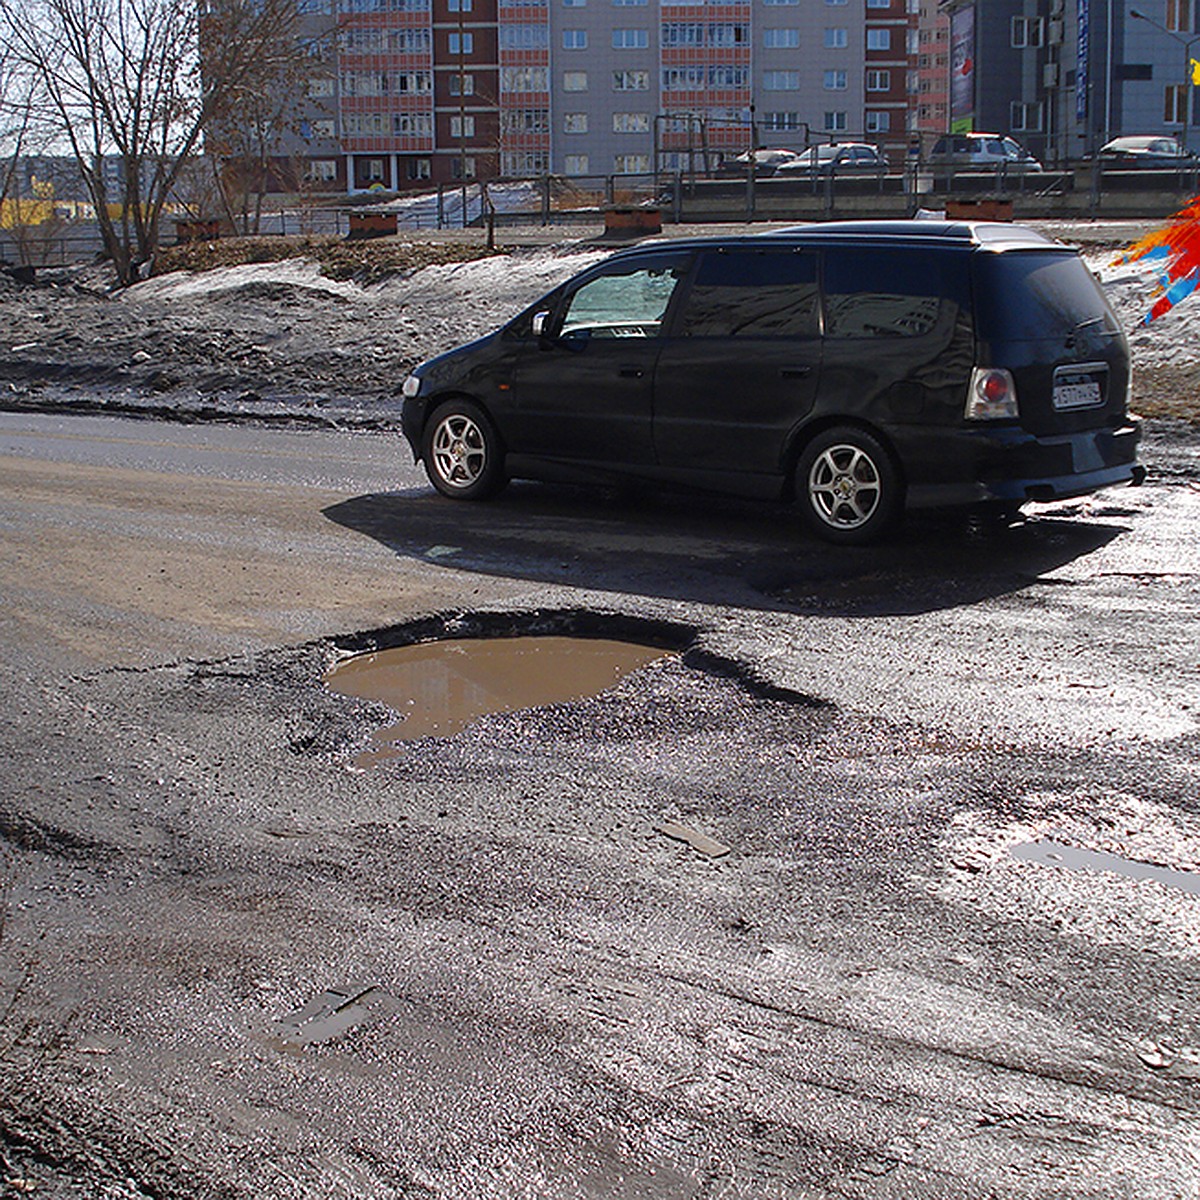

[422,399,506,500]
[795,427,902,545]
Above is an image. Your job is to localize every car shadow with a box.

[322,482,1127,618]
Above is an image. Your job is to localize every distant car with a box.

[774,143,888,174]
[716,148,800,177]
[1098,135,1198,167]
[929,133,1043,172]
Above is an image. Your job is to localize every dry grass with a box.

[1132,363,1200,425]
[153,234,508,284]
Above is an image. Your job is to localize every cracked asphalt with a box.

[0,410,1198,1197]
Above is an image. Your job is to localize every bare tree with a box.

[0,0,315,285]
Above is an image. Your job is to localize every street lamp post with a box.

[1130,7,1200,151]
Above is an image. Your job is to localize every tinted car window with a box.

[972,251,1120,341]
[823,247,970,338]
[678,249,819,338]
[560,259,686,338]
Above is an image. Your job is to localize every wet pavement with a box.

[0,411,1199,1197]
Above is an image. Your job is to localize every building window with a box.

[563,70,588,90]
[1167,0,1191,31]
[452,156,477,179]
[499,26,549,48]
[663,66,706,88]
[824,69,847,90]
[501,66,548,90]
[614,153,651,172]
[406,158,431,179]
[764,27,800,47]
[613,111,650,132]
[613,69,650,89]
[824,110,848,130]
[663,21,704,45]
[763,110,801,130]
[865,111,891,132]
[824,27,848,47]
[448,31,473,54]
[866,28,890,50]
[764,70,801,90]
[563,0,585,5]
[501,151,549,173]
[502,108,550,133]
[613,0,649,5]
[866,69,890,90]
[449,73,475,95]
[612,28,649,47]
[306,159,337,181]
[308,77,335,97]
[448,0,471,9]
[563,29,587,48]
[564,154,590,173]
[1010,16,1043,47]
[563,112,588,132]
[310,118,335,138]
[392,113,433,135]
[764,0,801,5]
[866,0,890,7]
[709,22,749,45]
[1010,100,1044,130]
[450,115,476,138]
[709,65,748,87]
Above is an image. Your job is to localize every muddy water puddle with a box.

[327,636,667,763]
[1012,839,1200,896]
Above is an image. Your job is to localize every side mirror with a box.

[532,311,551,337]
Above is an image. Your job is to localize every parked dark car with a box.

[774,143,888,174]
[1098,135,1199,167]
[715,148,801,177]
[401,221,1142,544]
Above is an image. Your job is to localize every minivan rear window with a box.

[823,247,971,339]
[973,251,1121,342]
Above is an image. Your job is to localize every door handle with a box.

[619,366,645,378]
[780,366,812,379]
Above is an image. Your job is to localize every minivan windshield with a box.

[972,251,1121,341]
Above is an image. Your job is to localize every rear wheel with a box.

[423,399,506,500]
[795,426,902,545]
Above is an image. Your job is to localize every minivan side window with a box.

[677,249,819,338]
[559,257,688,338]
[823,248,970,339]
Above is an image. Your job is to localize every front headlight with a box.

[402,373,422,399]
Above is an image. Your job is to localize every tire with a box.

[422,399,506,501]
[795,426,902,545]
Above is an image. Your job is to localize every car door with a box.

[652,246,822,482]
[507,252,690,467]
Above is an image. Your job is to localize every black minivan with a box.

[400,220,1142,544]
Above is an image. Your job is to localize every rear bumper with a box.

[902,420,1143,509]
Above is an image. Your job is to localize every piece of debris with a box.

[271,981,384,1046]
[1137,1041,1175,1070]
[654,820,730,858]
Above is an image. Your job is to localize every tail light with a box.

[965,367,1019,421]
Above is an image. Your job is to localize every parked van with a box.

[400,221,1141,544]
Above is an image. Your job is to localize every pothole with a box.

[1012,838,1200,896]
[326,635,670,764]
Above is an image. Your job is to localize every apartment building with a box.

[283,0,924,189]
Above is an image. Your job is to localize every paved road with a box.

[1,412,1199,1198]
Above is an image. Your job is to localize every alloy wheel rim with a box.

[808,444,881,529]
[431,415,486,488]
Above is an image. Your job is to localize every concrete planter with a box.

[347,211,398,239]
[944,197,1014,221]
[603,206,662,236]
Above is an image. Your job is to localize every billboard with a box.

[950,5,975,133]
[1076,0,1089,123]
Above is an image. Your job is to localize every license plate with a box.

[1053,373,1103,411]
